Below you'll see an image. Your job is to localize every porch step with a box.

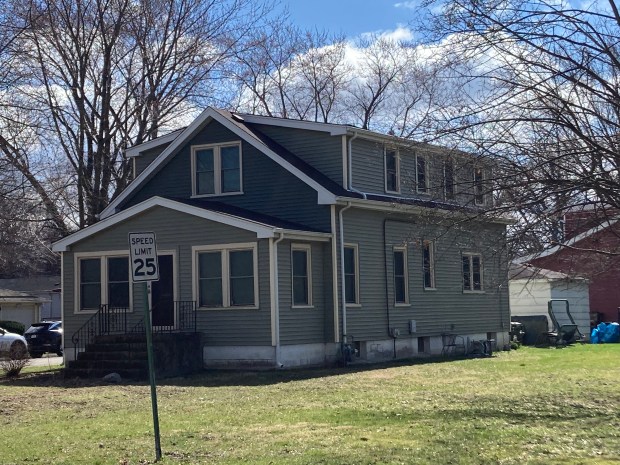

[65,332,202,380]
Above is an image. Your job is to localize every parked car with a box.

[0,326,28,359]
[24,321,63,357]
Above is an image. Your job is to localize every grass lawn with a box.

[1,345,620,465]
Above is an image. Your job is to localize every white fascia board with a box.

[52,196,276,252]
[101,107,336,219]
[234,113,348,136]
[516,217,620,263]
[125,129,184,158]
[277,229,332,242]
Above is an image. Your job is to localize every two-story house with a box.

[53,107,511,370]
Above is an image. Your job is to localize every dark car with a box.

[24,321,63,357]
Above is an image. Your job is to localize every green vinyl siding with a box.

[133,145,171,178]
[338,207,509,341]
[278,240,331,345]
[251,124,344,186]
[62,206,273,347]
[123,120,331,232]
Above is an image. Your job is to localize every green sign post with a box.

[129,232,162,461]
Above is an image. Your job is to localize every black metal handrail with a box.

[130,300,198,334]
[71,305,130,359]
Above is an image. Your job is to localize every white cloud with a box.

[393,1,418,9]
[359,26,414,42]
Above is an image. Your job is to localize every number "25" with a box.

[134,258,157,277]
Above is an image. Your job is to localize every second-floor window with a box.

[384,148,400,193]
[416,155,428,194]
[193,143,242,196]
[474,167,485,205]
[444,159,455,200]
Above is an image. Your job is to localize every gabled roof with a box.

[102,107,338,219]
[508,263,586,281]
[0,289,45,303]
[516,217,620,263]
[53,197,330,252]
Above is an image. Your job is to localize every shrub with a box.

[0,321,26,335]
[1,350,29,378]
[510,341,521,350]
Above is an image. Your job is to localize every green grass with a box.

[1,345,620,465]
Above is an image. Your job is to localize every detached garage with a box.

[509,264,590,342]
[0,289,45,331]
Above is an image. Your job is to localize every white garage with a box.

[509,264,590,341]
[0,289,45,331]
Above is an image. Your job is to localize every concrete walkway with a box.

[28,355,64,367]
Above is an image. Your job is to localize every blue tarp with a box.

[591,322,620,344]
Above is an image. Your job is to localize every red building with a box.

[527,208,620,324]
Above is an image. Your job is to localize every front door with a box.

[151,254,175,328]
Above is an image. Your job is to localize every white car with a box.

[0,327,28,360]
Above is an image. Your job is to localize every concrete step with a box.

[69,359,148,371]
[78,351,149,361]
[64,367,148,380]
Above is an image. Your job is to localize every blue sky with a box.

[280,0,417,39]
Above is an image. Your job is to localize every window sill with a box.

[292,305,314,309]
[394,303,411,307]
[463,290,485,294]
[74,309,98,315]
[198,305,259,311]
[385,189,401,195]
[424,287,437,291]
[191,191,244,198]
[345,303,362,308]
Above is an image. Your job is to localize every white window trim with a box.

[343,243,361,306]
[74,250,133,314]
[462,252,484,293]
[191,141,243,197]
[393,246,410,306]
[291,243,313,308]
[416,154,429,195]
[192,242,259,310]
[384,147,400,194]
[443,158,457,200]
[474,167,486,206]
[423,240,436,290]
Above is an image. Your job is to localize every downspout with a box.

[339,202,353,341]
[273,232,285,367]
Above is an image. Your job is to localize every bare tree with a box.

[1,0,268,230]
[414,0,620,255]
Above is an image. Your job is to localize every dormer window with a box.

[192,142,242,196]
[384,148,400,193]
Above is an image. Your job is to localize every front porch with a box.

[65,301,200,379]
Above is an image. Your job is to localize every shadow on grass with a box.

[0,353,487,389]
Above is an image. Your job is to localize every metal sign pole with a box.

[143,281,162,461]
[129,232,162,462]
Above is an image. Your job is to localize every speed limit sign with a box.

[129,232,160,282]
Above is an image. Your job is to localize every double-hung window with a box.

[393,247,408,304]
[76,254,130,312]
[292,244,312,307]
[474,167,485,205]
[385,148,400,193]
[444,159,455,200]
[423,241,435,289]
[195,244,257,309]
[343,244,359,305]
[193,143,242,196]
[462,253,483,292]
[416,155,428,194]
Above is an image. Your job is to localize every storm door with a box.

[150,254,175,329]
